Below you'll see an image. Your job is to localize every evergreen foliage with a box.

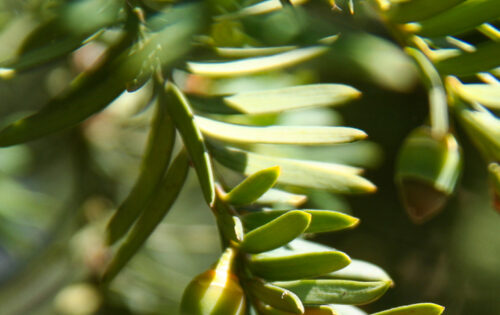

[0,0,498,314]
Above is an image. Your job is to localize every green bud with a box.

[395,127,462,223]
[180,247,245,315]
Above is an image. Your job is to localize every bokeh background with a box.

[0,0,499,314]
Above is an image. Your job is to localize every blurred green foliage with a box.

[0,0,499,314]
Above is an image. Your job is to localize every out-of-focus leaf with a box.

[187,46,328,77]
[371,303,445,315]
[0,176,60,228]
[106,94,175,245]
[224,84,361,115]
[215,46,297,58]
[224,166,280,206]
[435,41,500,76]
[443,36,477,54]
[118,4,203,91]
[273,279,391,305]
[102,150,190,283]
[241,210,311,253]
[2,0,122,72]
[0,3,202,147]
[452,82,500,109]
[247,242,350,280]
[175,69,308,97]
[384,0,464,24]
[242,209,359,234]
[406,0,500,37]
[0,238,76,315]
[210,145,376,194]
[322,33,418,92]
[164,82,215,206]
[454,102,500,161]
[253,141,383,169]
[247,280,304,314]
[0,23,137,147]
[0,145,31,175]
[197,116,366,145]
[284,238,334,252]
[255,188,307,206]
[477,23,500,41]
[216,0,309,20]
[324,258,393,283]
